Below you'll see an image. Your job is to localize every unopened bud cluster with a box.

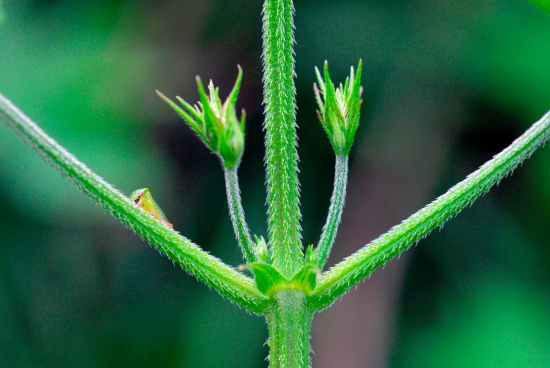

[314,60,363,155]
[255,235,269,263]
[158,66,246,168]
[305,245,317,265]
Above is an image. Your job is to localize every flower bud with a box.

[314,60,362,155]
[255,235,269,263]
[158,66,246,168]
[305,244,317,265]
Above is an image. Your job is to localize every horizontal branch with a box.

[0,92,268,314]
[309,110,550,310]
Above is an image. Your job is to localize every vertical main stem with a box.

[266,290,313,367]
[262,2,310,365]
[262,0,302,277]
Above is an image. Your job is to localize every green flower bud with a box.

[305,244,317,265]
[314,60,363,155]
[254,235,269,263]
[157,66,246,168]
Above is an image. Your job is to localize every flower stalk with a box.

[159,67,256,263]
[224,166,256,263]
[316,154,349,269]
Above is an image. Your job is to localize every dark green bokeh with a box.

[1,0,549,366]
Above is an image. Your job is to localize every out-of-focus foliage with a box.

[1,0,550,367]
[0,0,5,25]
[530,0,550,14]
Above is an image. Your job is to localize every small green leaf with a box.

[290,264,319,295]
[244,262,285,297]
[243,259,320,297]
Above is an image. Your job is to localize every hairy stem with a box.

[262,0,302,277]
[224,167,256,263]
[316,154,349,269]
[0,92,268,314]
[309,110,550,310]
[266,290,313,367]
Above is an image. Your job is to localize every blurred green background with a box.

[1,0,550,367]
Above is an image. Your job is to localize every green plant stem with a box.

[317,154,349,269]
[0,92,268,314]
[262,0,302,277]
[309,110,550,311]
[224,167,256,263]
[266,290,313,367]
